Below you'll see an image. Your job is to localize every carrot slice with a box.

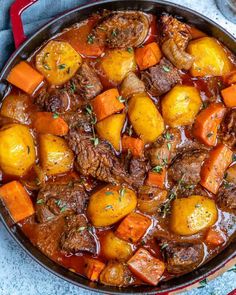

[205,227,225,246]
[115,212,151,243]
[223,70,236,85]
[0,181,35,223]
[92,88,125,121]
[146,169,166,189]
[59,17,104,57]
[7,61,44,94]
[135,42,162,70]
[188,26,207,39]
[83,257,105,281]
[33,112,69,136]
[193,103,226,146]
[221,84,236,107]
[200,143,233,194]
[127,248,165,286]
[121,135,144,157]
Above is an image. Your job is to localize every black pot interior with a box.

[0,1,235,294]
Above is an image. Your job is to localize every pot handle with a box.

[10,0,39,49]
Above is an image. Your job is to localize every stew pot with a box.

[0,0,235,294]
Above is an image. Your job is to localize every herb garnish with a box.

[232,154,236,162]
[60,206,67,213]
[52,113,59,119]
[127,47,133,53]
[70,82,76,92]
[42,52,51,70]
[167,142,171,150]
[207,132,213,138]
[91,137,99,146]
[105,205,113,210]
[87,34,95,44]
[152,165,163,174]
[163,132,173,140]
[159,192,176,217]
[58,64,66,70]
[36,199,44,204]
[117,95,126,103]
[198,279,207,288]
[119,187,126,197]
[163,65,170,72]
[77,226,86,232]
[85,104,99,146]
[86,84,94,88]
[111,29,117,37]
[105,191,114,196]
[160,242,168,250]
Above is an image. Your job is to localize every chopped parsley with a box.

[167,142,171,150]
[52,113,59,119]
[117,95,126,103]
[163,132,173,140]
[152,165,163,174]
[60,206,67,213]
[127,47,133,53]
[58,64,66,70]
[85,104,93,115]
[87,34,95,44]
[119,187,126,197]
[36,199,44,204]
[163,65,170,72]
[105,191,114,196]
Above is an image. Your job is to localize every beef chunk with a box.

[36,87,80,113]
[162,241,204,274]
[36,182,88,223]
[160,15,192,51]
[146,128,181,167]
[31,216,65,257]
[168,150,207,185]
[61,214,96,254]
[141,58,181,96]
[129,157,148,187]
[221,109,236,149]
[61,111,92,131]
[65,63,103,100]
[93,11,149,48]
[217,185,236,211]
[67,129,134,185]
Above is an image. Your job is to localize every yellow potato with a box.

[36,40,82,85]
[100,262,129,287]
[170,195,218,235]
[96,113,126,151]
[100,49,136,84]
[162,85,202,127]
[39,134,74,175]
[128,93,164,143]
[187,37,233,77]
[0,94,32,124]
[0,124,35,176]
[87,184,137,227]
[101,231,132,261]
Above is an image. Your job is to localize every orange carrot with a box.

[135,42,162,70]
[205,227,225,246]
[122,135,144,157]
[200,143,233,194]
[0,181,35,223]
[127,248,165,286]
[83,257,105,281]
[115,212,151,243]
[146,169,166,189]
[59,17,104,57]
[223,70,236,85]
[7,61,44,94]
[92,88,125,121]
[221,84,236,107]
[33,112,69,136]
[193,103,226,146]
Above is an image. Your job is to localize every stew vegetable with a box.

[0,10,235,287]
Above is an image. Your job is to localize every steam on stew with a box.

[0,10,236,287]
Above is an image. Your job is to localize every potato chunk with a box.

[170,195,218,235]
[100,49,136,84]
[162,85,202,127]
[128,93,164,143]
[96,113,126,151]
[1,94,32,124]
[101,231,132,261]
[39,134,74,175]
[0,124,35,176]
[187,37,232,77]
[36,40,82,85]
[87,184,137,227]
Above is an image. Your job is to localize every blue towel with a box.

[0,0,89,69]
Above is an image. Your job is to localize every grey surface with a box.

[0,0,236,294]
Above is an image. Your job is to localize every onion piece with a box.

[120,72,145,99]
